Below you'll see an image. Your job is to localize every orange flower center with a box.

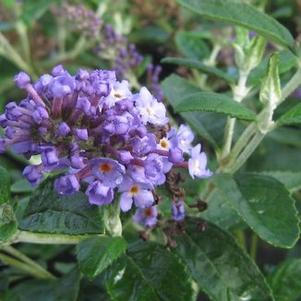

[144,207,153,217]
[114,92,123,99]
[160,138,169,149]
[99,163,112,173]
[130,185,139,194]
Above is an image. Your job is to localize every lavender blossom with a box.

[172,199,185,221]
[133,206,158,227]
[0,66,211,227]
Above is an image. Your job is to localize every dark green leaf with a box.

[175,92,256,121]
[277,103,301,126]
[11,269,80,301]
[251,171,301,193]
[175,31,210,60]
[162,57,235,83]
[77,236,127,279]
[176,0,295,50]
[201,189,243,230]
[19,178,104,235]
[214,173,300,248]
[0,166,10,205]
[173,219,274,300]
[103,241,193,301]
[0,204,17,242]
[20,0,59,25]
[131,26,169,44]
[268,258,301,301]
[11,179,34,194]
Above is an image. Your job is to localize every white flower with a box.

[105,80,132,108]
[188,144,212,179]
[135,87,168,126]
[177,125,194,153]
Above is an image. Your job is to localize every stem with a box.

[221,123,257,169]
[1,246,55,279]
[281,67,301,101]
[221,70,250,159]
[250,233,258,261]
[227,131,264,173]
[0,33,35,77]
[221,118,236,159]
[16,21,31,63]
[0,252,52,279]
[42,36,89,68]
[12,231,103,245]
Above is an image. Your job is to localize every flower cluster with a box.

[54,3,163,100]
[96,24,144,80]
[54,3,102,37]
[0,66,211,227]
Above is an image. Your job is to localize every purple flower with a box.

[104,80,132,108]
[135,87,168,125]
[86,180,114,205]
[133,206,158,227]
[188,144,212,179]
[131,134,157,156]
[177,125,194,153]
[57,122,71,137]
[23,165,43,186]
[144,153,171,185]
[41,147,59,170]
[51,65,65,76]
[91,158,125,188]
[168,147,183,163]
[54,174,80,195]
[119,177,154,212]
[172,199,185,221]
[32,106,49,124]
[0,66,211,226]
[0,138,5,153]
[49,73,76,98]
[117,150,133,164]
[74,128,89,141]
[70,154,86,169]
[104,114,131,135]
[14,72,30,88]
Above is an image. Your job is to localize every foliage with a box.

[1,0,301,300]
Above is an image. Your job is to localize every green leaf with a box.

[268,258,301,301]
[201,189,243,230]
[162,57,235,83]
[0,166,10,205]
[77,236,127,279]
[248,50,297,87]
[214,173,300,248]
[103,241,193,301]
[176,0,295,50]
[161,74,226,148]
[174,92,256,121]
[173,219,274,300]
[10,269,80,301]
[11,179,34,194]
[175,31,210,60]
[251,171,301,193]
[20,0,59,25]
[18,178,105,235]
[277,103,301,126]
[0,203,17,242]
